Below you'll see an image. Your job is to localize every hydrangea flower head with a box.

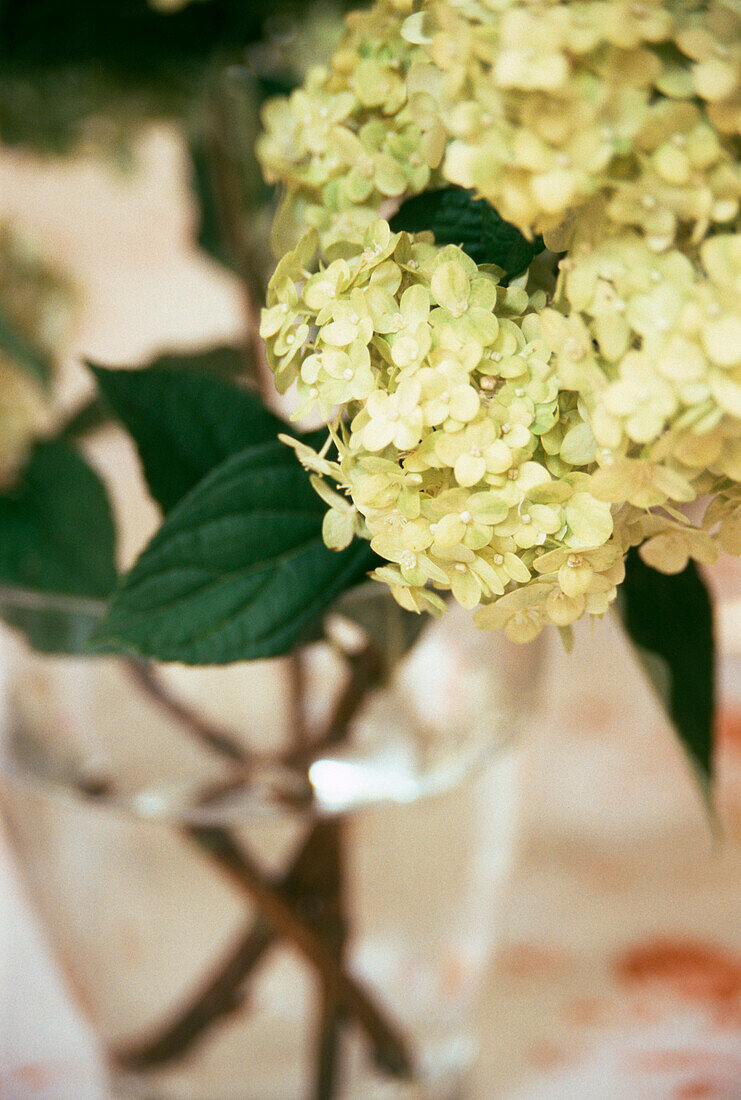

[262,220,620,638]
[257,0,448,253]
[259,0,741,640]
[541,230,741,517]
[422,0,741,248]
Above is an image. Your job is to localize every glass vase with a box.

[0,586,542,1100]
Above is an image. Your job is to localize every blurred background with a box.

[1,2,741,1097]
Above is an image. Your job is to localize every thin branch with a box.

[113,819,367,1079]
[113,821,330,1073]
[127,661,252,767]
[288,650,310,750]
[191,825,413,1079]
[314,989,344,1100]
[120,640,407,1085]
[306,818,347,1100]
[113,816,336,1071]
[286,641,384,767]
[116,919,273,1071]
[322,642,384,752]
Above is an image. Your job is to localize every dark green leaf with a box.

[0,440,116,598]
[0,440,117,652]
[617,548,715,784]
[59,396,111,441]
[190,136,230,270]
[88,440,378,664]
[390,186,544,277]
[189,73,270,275]
[128,345,248,379]
[0,304,51,384]
[91,359,286,512]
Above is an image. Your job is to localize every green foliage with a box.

[89,440,378,663]
[189,72,273,276]
[617,548,715,784]
[0,0,350,152]
[92,356,285,512]
[190,137,230,269]
[0,440,117,652]
[0,440,116,598]
[390,187,545,278]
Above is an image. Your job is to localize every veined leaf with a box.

[0,440,117,652]
[89,440,378,664]
[0,440,116,598]
[390,186,544,277]
[617,548,715,785]
[91,358,286,512]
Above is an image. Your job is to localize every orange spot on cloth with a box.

[526,1040,568,1072]
[568,692,619,732]
[717,705,741,753]
[616,940,741,1004]
[675,1082,720,1100]
[13,1063,50,1090]
[496,941,572,980]
[565,996,606,1026]
[631,1049,741,1097]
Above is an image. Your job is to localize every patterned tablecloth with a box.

[1,129,741,1100]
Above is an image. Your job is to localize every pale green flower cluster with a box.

[259,0,741,639]
[704,485,741,557]
[544,232,741,480]
[535,226,740,576]
[676,1,741,140]
[262,220,624,641]
[414,0,741,583]
[256,0,447,255]
[424,0,741,248]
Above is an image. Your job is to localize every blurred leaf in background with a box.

[0,0,349,154]
[0,0,353,654]
[0,0,350,315]
[0,440,117,653]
